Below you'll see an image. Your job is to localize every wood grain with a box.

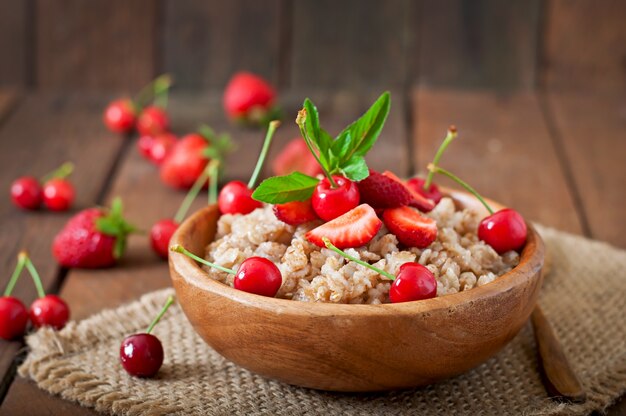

[162,0,282,89]
[545,92,626,248]
[415,0,540,89]
[290,0,410,89]
[541,0,626,92]
[35,0,157,90]
[412,89,583,233]
[0,0,29,87]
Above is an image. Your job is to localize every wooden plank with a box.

[162,0,282,89]
[415,0,540,89]
[545,92,626,248]
[0,92,124,400]
[541,0,626,92]
[290,0,410,89]
[0,0,29,87]
[35,0,157,90]
[412,89,583,233]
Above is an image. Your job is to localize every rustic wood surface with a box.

[0,88,624,412]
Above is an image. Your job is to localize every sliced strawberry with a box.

[306,204,382,249]
[406,177,443,204]
[272,138,322,177]
[382,171,436,212]
[383,206,437,248]
[357,169,413,208]
[273,199,319,226]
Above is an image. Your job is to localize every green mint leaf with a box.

[300,99,331,170]
[340,156,369,181]
[330,130,352,168]
[252,172,319,204]
[336,91,391,163]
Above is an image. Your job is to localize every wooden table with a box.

[0,88,623,415]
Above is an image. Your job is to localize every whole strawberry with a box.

[223,72,278,125]
[52,198,136,268]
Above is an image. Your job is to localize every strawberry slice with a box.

[273,199,319,226]
[357,169,413,208]
[306,204,382,249]
[382,171,436,212]
[383,206,437,248]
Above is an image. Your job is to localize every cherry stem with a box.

[153,74,172,109]
[134,74,172,110]
[22,253,46,298]
[170,245,236,275]
[41,162,74,183]
[296,110,338,188]
[427,164,494,215]
[146,295,175,334]
[208,159,220,205]
[248,120,280,189]
[322,238,395,281]
[424,126,457,190]
[4,252,27,297]
[174,162,212,224]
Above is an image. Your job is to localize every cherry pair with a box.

[0,252,70,340]
[11,162,75,211]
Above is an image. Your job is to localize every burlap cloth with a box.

[18,226,626,415]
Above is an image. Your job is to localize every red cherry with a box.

[29,294,70,330]
[11,176,42,210]
[104,99,136,133]
[406,177,443,204]
[218,181,262,215]
[137,106,169,136]
[147,133,177,165]
[120,333,164,377]
[389,263,437,303]
[42,178,75,211]
[150,219,178,259]
[311,176,360,221]
[137,135,155,159]
[0,296,29,340]
[234,257,282,297]
[478,208,527,254]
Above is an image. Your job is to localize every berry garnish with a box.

[10,176,41,210]
[381,171,435,212]
[218,121,279,215]
[22,252,69,329]
[357,169,414,209]
[383,206,437,248]
[273,199,318,226]
[52,198,138,268]
[137,106,170,137]
[311,175,360,221]
[223,72,279,125]
[306,204,382,249]
[120,295,174,378]
[0,252,29,340]
[428,164,527,253]
[171,245,282,298]
[406,177,443,204]
[103,99,136,133]
[323,238,437,303]
[41,162,75,212]
[271,138,322,177]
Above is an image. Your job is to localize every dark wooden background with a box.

[1,0,625,92]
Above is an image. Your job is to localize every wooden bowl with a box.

[169,189,544,392]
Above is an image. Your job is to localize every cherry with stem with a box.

[170,245,282,298]
[423,126,457,190]
[427,164,527,254]
[41,162,75,211]
[322,238,437,303]
[0,252,29,340]
[23,252,70,330]
[120,295,174,378]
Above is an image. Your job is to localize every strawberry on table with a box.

[52,198,137,268]
[382,206,437,248]
[306,204,382,249]
[271,138,322,177]
[223,71,278,125]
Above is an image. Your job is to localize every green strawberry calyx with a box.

[95,197,138,259]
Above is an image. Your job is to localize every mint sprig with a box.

[251,172,319,204]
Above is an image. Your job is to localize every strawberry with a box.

[223,72,277,124]
[406,177,443,204]
[306,204,382,249]
[383,206,437,248]
[160,133,209,189]
[381,171,435,212]
[271,138,323,177]
[273,199,319,226]
[52,198,136,268]
[357,169,413,208]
